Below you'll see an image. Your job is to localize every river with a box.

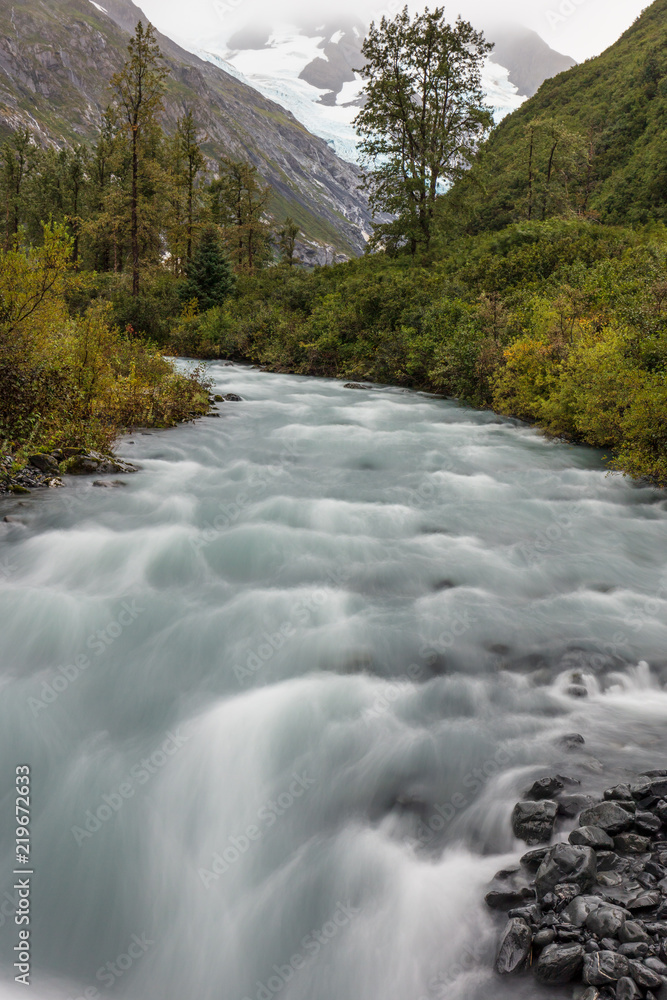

[1,363,666,1000]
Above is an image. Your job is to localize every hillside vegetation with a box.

[442,0,667,233]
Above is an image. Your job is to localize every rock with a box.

[559,794,597,818]
[605,784,634,802]
[495,917,532,974]
[583,951,630,985]
[598,872,624,887]
[585,905,627,937]
[521,847,551,870]
[558,733,586,750]
[585,941,601,954]
[655,802,667,823]
[213,394,224,402]
[63,452,138,476]
[222,393,243,401]
[597,851,625,872]
[627,890,662,911]
[527,776,565,800]
[634,811,662,834]
[614,834,652,854]
[534,943,585,985]
[485,886,536,911]
[630,777,654,800]
[554,883,583,908]
[28,453,59,474]
[536,845,597,898]
[645,959,667,975]
[9,485,30,494]
[508,903,541,923]
[620,921,651,943]
[343,383,371,390]
[580,989,603,1000]
[562,896,604,927]
[580,802,635,835]
[618,943,649,959]
[534,928,557,947]
[92,480,127,488]
[570,826,616,850]
[647,778,667,798]
[627,960,665,989]
[3,515,23,523]
[616,977,643,1000]
[512,800,558,845]
[600,937,620,951]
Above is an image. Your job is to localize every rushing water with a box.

[1,364,667,1000]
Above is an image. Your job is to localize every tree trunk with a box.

[131,129,140,295]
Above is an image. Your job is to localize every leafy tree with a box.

[109,21,168,294]
[180,225,235,311]
[354,5,493,253]
[210,159,272,273]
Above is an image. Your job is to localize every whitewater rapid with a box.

[1,364,666,1000]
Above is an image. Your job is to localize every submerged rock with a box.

[512,800,558,845]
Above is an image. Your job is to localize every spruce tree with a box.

[180,225,235,312]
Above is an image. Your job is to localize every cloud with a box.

[137,0,648,62]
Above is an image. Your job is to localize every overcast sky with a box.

[136,0,649,62]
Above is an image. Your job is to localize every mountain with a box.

[0,0,375,261]
[191,18,575,164]
[444,0,667,231]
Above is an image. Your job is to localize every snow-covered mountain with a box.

[188,18,573,164]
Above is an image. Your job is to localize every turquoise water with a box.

[1,364,666,1000]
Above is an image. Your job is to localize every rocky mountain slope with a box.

[0,0,375,259]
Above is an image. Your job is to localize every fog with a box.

[134,0,649,61]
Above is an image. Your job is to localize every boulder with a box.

[580,990,603,1000]
[634,811,662,834]
[222,393,243,401]
[627,891,662,911]
[343,383,371,390]
[605,784,634,802]
[534,943,585,985]
[536,845,597,898]
[616,977,643,1000]
[562,895,603,927]
[614,833,651,854]
[627,960,665,990]
[557,733,586,750]
[495,917,532,974]
[28,453,59,474]
[558,794,597,818]
[520,846,550,870]
[570,826,615,850]
[620,921,651,943]
[512,800,558,845]
[579,802,634,835]
[583,950,630,985]
[585,904,627,937]
[485,886,536,911]
[526,776,565,800]
[619,943,650,959]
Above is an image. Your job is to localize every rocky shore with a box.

[0,450,139,495]
[487,755,667,998]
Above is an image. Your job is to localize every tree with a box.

[180,225,235,312]
[175,110,206,265]
[109,21,168,295]
[277,217,300,266]
[1,129,37,249]
[210,159,272,273]
[354,6,493,254]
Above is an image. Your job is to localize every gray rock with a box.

[343,383,371,390]
[222,393,243,401]
[534,943,585,985]
[616,977,643,1000]
[605,784,634,802]
[3,515,23,524]
[627,960,665,989]
[558,733,586,749]
[647,777,667,798]
[645,959,667,975]
[485,886,536,911]
[620,921,651,943]
[92,480,127,488]
[527,776,565,800]
[562,895,603,927]
[534,928,557,947]
[627,890,662,911]
[618,943,649,959]
[630,777,654,799]
[495,917,532,974]
[597,872,624,887]
[570,826,616,850]
[536,845,597,898]
[28,453,59,474]
[583,950,630,985]
[579,802,635,835]
[634,811,662,833]
[559,794,597,817]
[512,800,558,845]
[580,989,603,1000]
[521,846,551,870]
[585,904,627,937]
[614,833,652,854]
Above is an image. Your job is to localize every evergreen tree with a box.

[210,159,272,274]
[277,217,300,266]
[180,225,235,312]
[109,21,168,294]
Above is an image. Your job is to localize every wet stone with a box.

[527,776,565,800]
[627,890,662,911]
[627,959,665,989]
[616,977,643,1000]
[618,943,650,959]
[512,800,558,845]
[585,905,627,938]
[495,917,533,975]
[614,833,652,854]
[583,951,630,985]
[534,943,585,985]
[619,920,651,943]
[562,895,603,927]
[580,802,635,835]
[536,845,597,898]
[605,784,634,802]
[559,794,597,818]
[521,846,551,870]
[571,826,616,850]
[634,811,662,834]
[534,928,557,947]
[485,886,536,911]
